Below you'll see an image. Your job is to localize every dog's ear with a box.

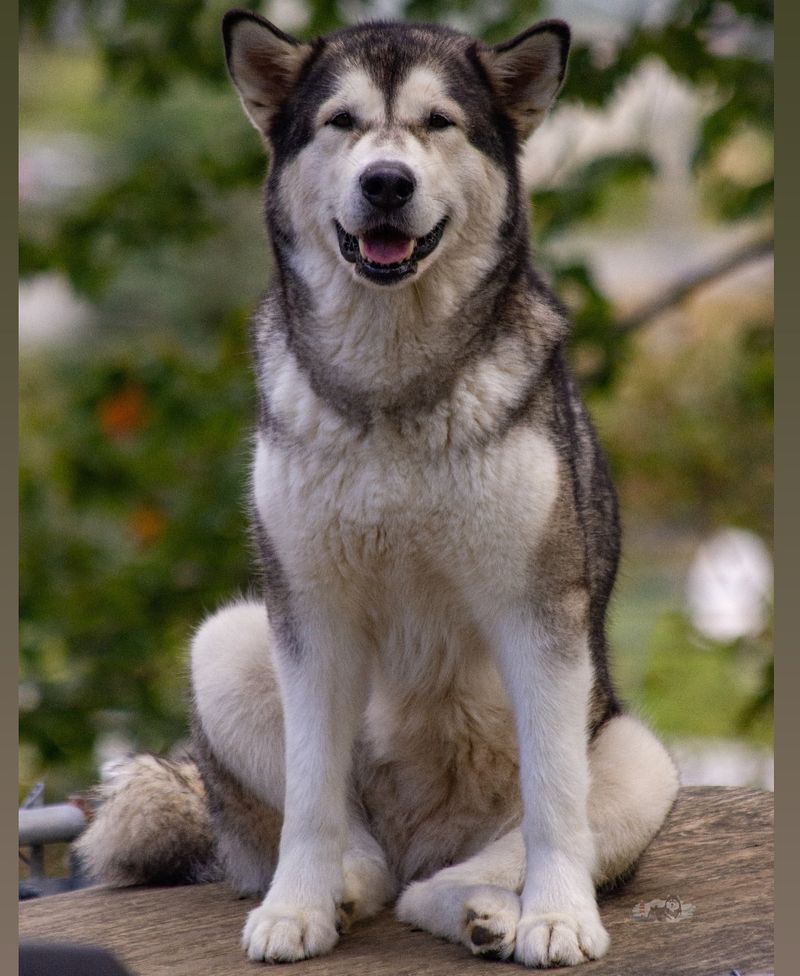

[222,9,312,138]
[482,20,570,140]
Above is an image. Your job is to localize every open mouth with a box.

[335,218,447,284]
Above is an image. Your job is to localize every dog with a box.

[75,10,680,968]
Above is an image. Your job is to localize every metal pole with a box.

[19,804,87,847]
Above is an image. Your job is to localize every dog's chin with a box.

[334,218,447,287]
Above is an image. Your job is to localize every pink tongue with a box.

[360,235,414,265]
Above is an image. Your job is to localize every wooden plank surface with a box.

[19,786,773,976]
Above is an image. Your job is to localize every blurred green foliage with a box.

[641,612,772,743]
[596,318,773,533]
[19,0,773,797]
[20,325,256,790]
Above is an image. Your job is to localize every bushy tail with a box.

[73,754,218,887]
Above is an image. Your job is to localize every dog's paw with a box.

[242,902,339,963]
[514,910,609,968]
[338,850,394,930]
[463,885,521,959]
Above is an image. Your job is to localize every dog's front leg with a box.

[242,601,369,963]
[488,605,610,968]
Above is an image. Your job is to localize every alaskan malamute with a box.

[76,10,679,968]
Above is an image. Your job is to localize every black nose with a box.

[359,161,416,211]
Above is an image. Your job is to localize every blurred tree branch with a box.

[616,234,774,334]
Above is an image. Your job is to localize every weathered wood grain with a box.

[19,786,773,976]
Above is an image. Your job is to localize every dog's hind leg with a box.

[396,712,678,961]
[396,829,524,960]
[191,600,394,918]
[338,815,398,931]
[191,599,289,896]
[586,712,679,889]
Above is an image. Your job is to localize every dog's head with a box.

[223,12,569,290]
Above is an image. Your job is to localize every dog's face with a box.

[223,14,569,290]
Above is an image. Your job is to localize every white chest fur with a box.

[252,404,560,620]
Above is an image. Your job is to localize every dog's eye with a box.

[428,112,454,130]
[327,111,354,130]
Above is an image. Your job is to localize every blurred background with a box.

[19,0,773,811]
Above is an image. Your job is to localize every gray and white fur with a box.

[75,10,679,969]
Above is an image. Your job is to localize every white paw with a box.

[462,885,521,959]
[242,902,338,963]
[395,878,429,927]
[514,909,609,968]
[339,851,394,930]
